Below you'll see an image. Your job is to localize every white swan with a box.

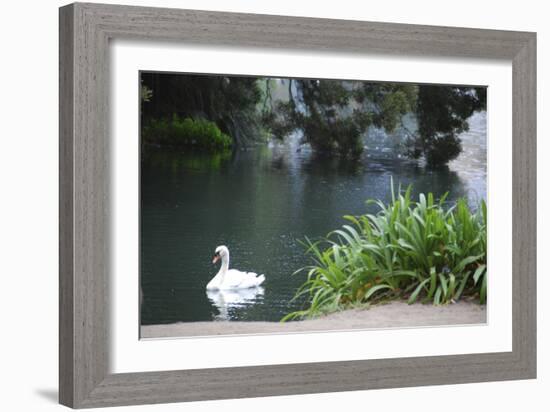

[206,245,265,290]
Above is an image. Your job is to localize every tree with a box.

[141,73,265,146]
[142,73,487,166]
[267,79,417,157]
[406,86,486,166]
[267,80,486,165]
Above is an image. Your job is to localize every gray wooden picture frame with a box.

[59,2,536,408]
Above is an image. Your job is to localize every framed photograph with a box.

[59,2,536,408]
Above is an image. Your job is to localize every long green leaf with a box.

[408,278,430,304]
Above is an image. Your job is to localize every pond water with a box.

[140,112,486,325]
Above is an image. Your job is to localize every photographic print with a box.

[139,72,487,339]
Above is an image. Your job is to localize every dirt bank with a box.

[141,300,486,339]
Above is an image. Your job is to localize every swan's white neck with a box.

[217,253,230,282]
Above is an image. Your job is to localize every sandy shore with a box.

[141,301,486,338]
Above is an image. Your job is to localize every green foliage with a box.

[140,84,153,102]
[142,115,232,152]
[268,80,416,157]
[282,181,487,321]
[406,86,486,166]
[141,73,487,165]
[354,83,418,131]
[268,80,486,165]
[141,73,265,146]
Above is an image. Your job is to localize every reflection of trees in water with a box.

[268,148,469,204]
[142,149,233,176]
[399,166,469,205]
[144,141,473,211]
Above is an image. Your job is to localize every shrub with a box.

[282,181,487,321]
[142,115,232,151]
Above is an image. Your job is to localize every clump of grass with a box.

[282,181,487,321]
[142,115,232,151]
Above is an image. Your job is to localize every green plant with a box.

[142,115,232,151]
[282,180,487,321]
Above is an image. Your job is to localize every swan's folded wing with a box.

[225,269,265,288]
[239,272,265,288]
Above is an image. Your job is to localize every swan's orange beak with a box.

[212,255,220,264]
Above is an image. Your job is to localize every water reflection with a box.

[206,287,265,321]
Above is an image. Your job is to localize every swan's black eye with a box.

[214,251,220,256]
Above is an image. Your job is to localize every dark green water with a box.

[140,113,486,325]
